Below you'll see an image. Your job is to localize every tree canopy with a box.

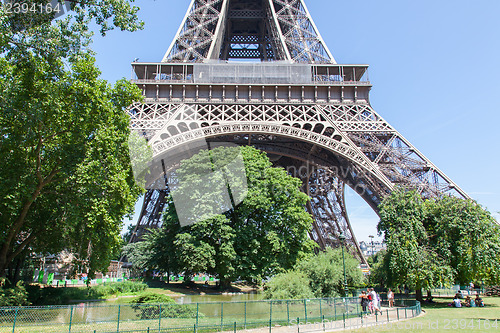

[264,248,365,299]
[124,146,316,285]
[0,0,144,279]
[376,187,500,299]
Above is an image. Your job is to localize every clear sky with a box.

[89,0,500,243]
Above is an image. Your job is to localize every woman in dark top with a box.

[359,290,369,313]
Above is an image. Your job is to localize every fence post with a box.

[194,324,196,333]
[286,301,290,325]
[158,304,162,332]
[296,317,299,333]
[220,302,224,331]
[319,299,323,320]
[196,303,199,328]
[269,301,273,332]
[269,301,273,333]
[322,315,325,331]
[386,309,389,322]
[342,313,345,329]
[334,299,337,320]
[405,307,407,319]
[117,305,121,333]
[304,300,308,323]
[234,321,236,333]
[68,305,74,333]
[244,301,247,329]
[12,307,18,333]
[397,308,399,320]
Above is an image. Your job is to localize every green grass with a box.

[26,281,149,305]
[351,296,500,332]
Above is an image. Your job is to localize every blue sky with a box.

[89,0,500,243]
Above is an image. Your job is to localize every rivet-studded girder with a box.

[128,0,468,264]
[163,0,334,63]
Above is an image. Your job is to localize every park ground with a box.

[349,296,500,333]
[143,280,260,296]
[65,280,261,304]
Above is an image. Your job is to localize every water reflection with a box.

[174,291,260,304]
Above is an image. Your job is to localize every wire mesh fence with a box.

[0,297,421,333]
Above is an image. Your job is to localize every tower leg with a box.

[306,167,368,265]
[129,189,168,243]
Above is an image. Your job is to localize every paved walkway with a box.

[225,306,423,333]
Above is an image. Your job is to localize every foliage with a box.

[0,0,144,278]
[131,292,176,304]
[264,248,365,299]
[425,196,500,285]
[377,187,500,299]
[1,0,143,61]
[25,281,148,305]
[0,280,30,306]
[125,146,316,285]
[131,292,200,319]
[297,248,365,298]
[367,249,388,287]
[90,280,148,297]
[26,285,69,305]
[263,271,313,300]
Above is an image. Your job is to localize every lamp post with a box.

[339,232,348,297]
[369,235,374,257]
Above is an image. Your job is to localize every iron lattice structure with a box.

[127,0,468,264]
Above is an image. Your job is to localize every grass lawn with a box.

[350,296,500,332]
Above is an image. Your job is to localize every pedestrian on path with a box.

[387,288,394,308]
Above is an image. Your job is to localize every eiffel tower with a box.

[127,0,468,264]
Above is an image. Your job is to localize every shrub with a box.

[263,271,313,300]
[25,280,149,305]
[264,248,366,299]
[0,281,30,306]
[131,292,200,319]
[26,285,69,305]
[90,280,148,298]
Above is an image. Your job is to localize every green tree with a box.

[0,1,144,278]
[126,146,316,286]
[263,271,313,300]
[264,248,365,299]
[377,187,500,300]
[367,249,388,288]
[378,188,453,300]
[425,196,500,285]
[297,248,364,298]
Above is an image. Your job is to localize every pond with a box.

[83,290,262,306]
[173,291,261,304]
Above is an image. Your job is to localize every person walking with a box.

[359,291,369,314]
[367,288,374,314]
[387,288,394,308]
[369,288,382,315]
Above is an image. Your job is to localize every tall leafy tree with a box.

[377,187,500,300]
[425,196,500,285]
[0,0,144,278]
[297,248,365,298]
[126,146,316,286]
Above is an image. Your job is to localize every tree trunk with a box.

[219,278,231,290]
[416,288,423,302]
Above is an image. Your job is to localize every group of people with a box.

[452,294,484,308]
[359,288,390,315]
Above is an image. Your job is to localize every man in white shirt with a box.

[370,288,382,314]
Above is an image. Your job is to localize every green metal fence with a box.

[0,297,421,333]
